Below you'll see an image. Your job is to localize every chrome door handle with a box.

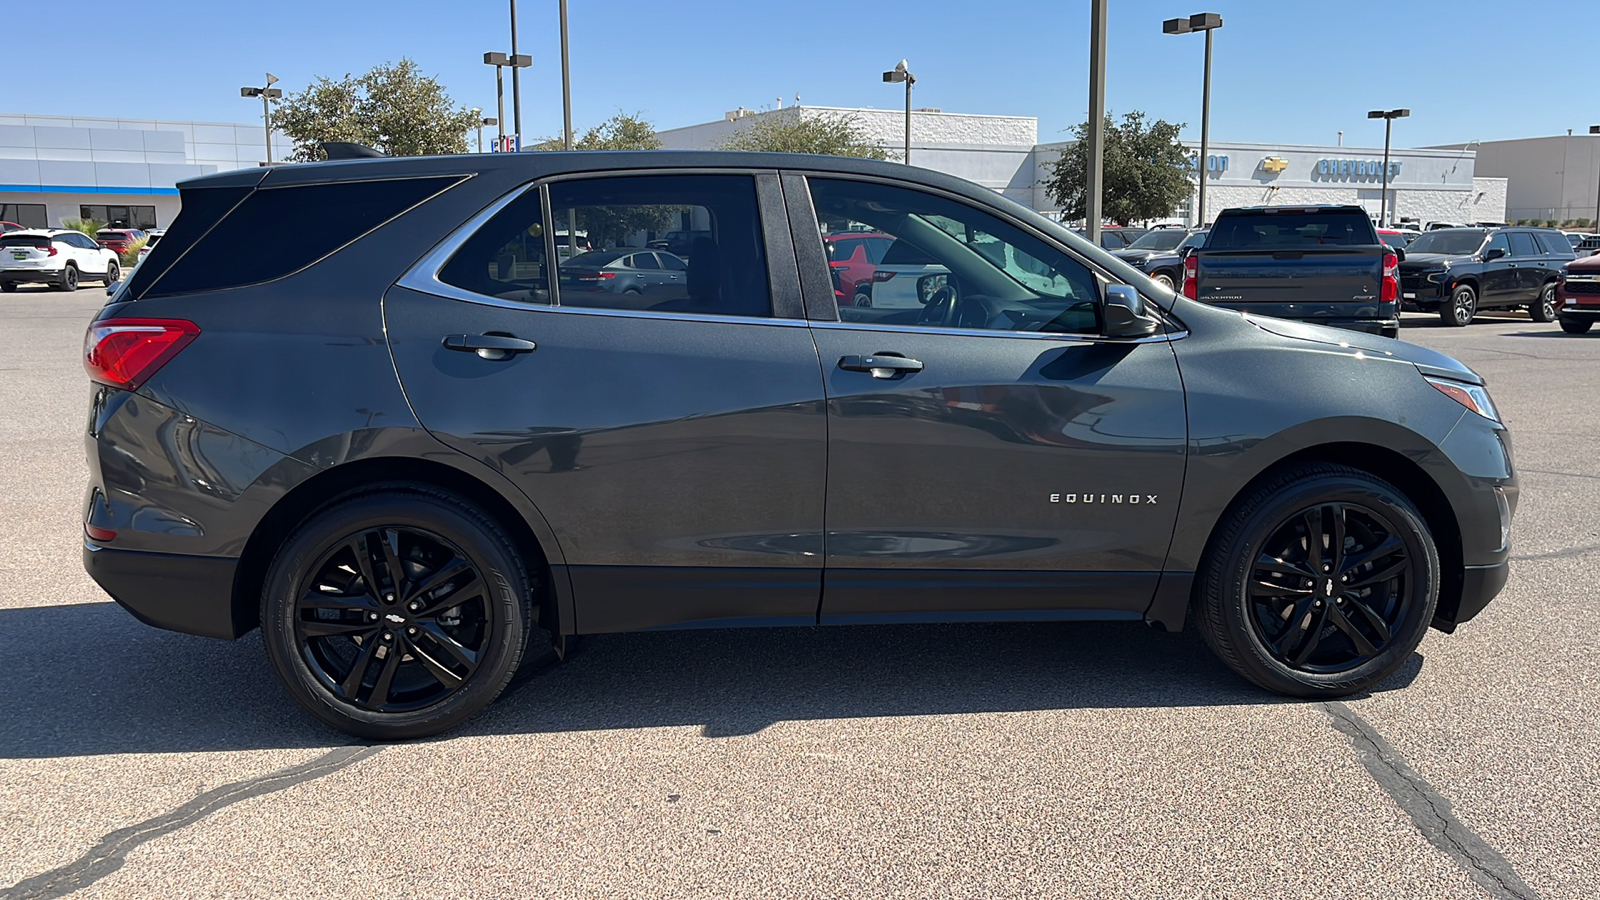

[442,333,538,360]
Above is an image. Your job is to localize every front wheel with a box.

[1531,283,1557,322]
[1440,284,1476,326]
[1150,271,1176,291]
[261,486,536,740]
[1560,318,1593,334]
[1194,463,1439,698]
[0,282,16,293]
[104,261,120,286]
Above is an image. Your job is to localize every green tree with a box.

[535,113,672,246]
[719,110,887,160]
[1043,111,1191,225]
[275,58,478,161]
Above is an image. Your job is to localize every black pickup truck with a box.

[1182,205,1399,337]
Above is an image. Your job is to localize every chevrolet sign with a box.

[1260,157,1289,174]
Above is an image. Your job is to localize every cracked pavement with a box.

[1,293,1595,898]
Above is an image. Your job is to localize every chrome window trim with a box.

[396,183,539,307]
[810,320,1184,344]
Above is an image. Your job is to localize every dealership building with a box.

[1429,134,1600,225]
[660,105,1507,226]
[0,113,291,230]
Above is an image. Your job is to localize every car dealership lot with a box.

[1,289,1595,899]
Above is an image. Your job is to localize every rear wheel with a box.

[1560,318,1593,334]
[261,486,536,739]
[1150,271,1176,290]
[1440,284,1475,326]
[1194,463,1438,698]
[54,265,78,292]
[0,283,16,293]
[1530,282,1557,322]
[104,261,120,286]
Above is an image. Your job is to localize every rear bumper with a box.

[0,268,66,284]
[84,541,249,639]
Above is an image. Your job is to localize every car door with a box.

[1506,231,1543,300]
[625,251,663,292]
[788,174,1188,624]
[1479,232,1517,305]
[385,170,828,633]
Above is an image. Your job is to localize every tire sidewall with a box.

[1209,472,1439,696]
[1450,285,1475,325]
[261,490,530,739]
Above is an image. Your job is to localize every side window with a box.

[437,188,551,304]
[808,178,1101,335]
[70,234,95,249]
[1485,233,1511,257]
[629,252,660,270]
[549,174,770,318]
[826,238,858,263]
[1533,231,1574,256]
[659,252,687,272]
[862,237,892,264]
[1507,232,1539,257]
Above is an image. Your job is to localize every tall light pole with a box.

[1368,108,1410,227]
[1164,13,1223,227]
[560,0,574,151]
[1085,0,1107,243]
[471,110,497,153]
[509,0,524,140]
[882,60,914,164]
[240,74,282,165]
[1590,125,1600,232]
[483,52,531,149]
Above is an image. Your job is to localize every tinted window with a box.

[826,238,860,262]
[1,203,48,228]
[1533,231,1575,257]
[0,236,48,248]
[1378,233,1409,250]
[629,252,660,270]
[1406,230,1486,255]
[96,231,131,242]
[862,237,893,264]
[437,189,551,304]
[1127,230,1186,251]
[549,175,771,318]
[1507,232,1539,257]
[808,178,1102,335]
[145,176,462,297]
[1485,233,1511,257]
[1208,211,1376,248]
[659,253,687,271]
[67,233,96,249]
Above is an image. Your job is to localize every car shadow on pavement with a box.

[0,602,1420,758]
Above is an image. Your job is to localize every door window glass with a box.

[1533,231,1572,255]
[808,178,1101,334]
[1485,233,1511,257]
[1507,232,1539,257]
[549,175,771,318]
[437,188,551,304]
[629,252,660,270]
[659,252,687,272]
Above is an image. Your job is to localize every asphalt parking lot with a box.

[1,286,1595,899]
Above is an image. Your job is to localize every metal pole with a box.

[476,122,483,153]
[1085,0,1107,241]
[1199,26,1213,228]
[261,92,272,165]
[495,66,506,146]
[560,0,573,151]
[904,76,912,164]
[509,0,522,141]
[1379,117,1392,227]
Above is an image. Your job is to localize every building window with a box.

[79,205,158,229]
[1,203,47,229]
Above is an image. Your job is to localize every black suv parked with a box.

[1398,227,1576,325]
[84,151,1517,739]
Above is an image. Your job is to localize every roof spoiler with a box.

[320,142,389,160]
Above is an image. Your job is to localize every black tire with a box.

[104,261,120,286]
[853,290,872,308]
[1560,318,1593,334]
[1530,282,1558,322]
[261,485,536,740]
[1150,271,1176,290]
[54,264,78,293]
[0,282,16,293]
[1194,463,1439,698]
[1440,284,1475,326]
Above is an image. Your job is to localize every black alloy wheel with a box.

[1195,463,1438,697]
[105,261,120,285]
[56,265,78,293]
[1441,284,1476,327]
[1530,283,1557,323]
[262,487,535,739]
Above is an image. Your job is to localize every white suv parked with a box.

[0,229,121,292]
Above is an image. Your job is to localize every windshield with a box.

[1126,230,1187,251]
[1406,230,1487,256]
[1178,231,1207,250]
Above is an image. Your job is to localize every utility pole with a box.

[240,74,283,165]
[1085,0,1107,242]
[1368,109,1410,227]
[560,0,574,151]
[509,0,522,140]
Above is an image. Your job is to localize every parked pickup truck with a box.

[1182,205,1400,337]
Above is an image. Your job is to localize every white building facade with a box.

[0,113,291,230]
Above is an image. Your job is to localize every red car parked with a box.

[824,231,894,302]
[1,221,27,234]
[1557,253,1600,334]
[94,229,146,255]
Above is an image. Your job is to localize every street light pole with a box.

[1164,13,1223,227]
[881,60,914,164]
[1368,108,1410,227]
[1590,125,1600,232]
[483,52,530,150]
[509,0,524,140]
[1085,0,1107,243]
[560,0,574,151]
[239,74,283,165]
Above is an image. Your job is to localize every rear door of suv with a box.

[386,170,828,634]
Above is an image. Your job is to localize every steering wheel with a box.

[917,285,958,327]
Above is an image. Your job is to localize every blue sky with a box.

[22,0,1596,151]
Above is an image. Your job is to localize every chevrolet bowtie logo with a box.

[1261,157,1289,173]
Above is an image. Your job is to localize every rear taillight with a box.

[1380,251,1399,304]
[873,271,897,283]
[575,272,615,281]
[83,318,200,390]
[46,245,58,257]
[1182,256,1198,299]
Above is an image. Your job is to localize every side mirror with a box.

[1482,247,1506,262]
[1103,284,1160,338]
[1393,246,1406,262]
[916,273,949,305]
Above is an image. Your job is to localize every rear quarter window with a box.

[139,175,463,297]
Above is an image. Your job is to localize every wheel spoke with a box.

[1302,509,1326,572]
[402,557,473,607]
[299,589,379,612]
[1348,556,1409,590]
[1252,579,1312,599]
[1272,596,1318,657]
[344,533,386,600]
[1326,505,1347,572]
[368,645,403,708]
[375,529,408,597]
[299,618,378,639]
[1328,605,1380,657]
[1343,596,1394,645]
[340,636,381,699]
[1289,604,1329,666]
[406,635,466,690]
[416,622,480,670]
[1256,555,1315,579]
[1339,534,1403,578]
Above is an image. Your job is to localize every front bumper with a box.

[84,541,248,639]
[1435,561,1509,633]
[1557,297,1600,321]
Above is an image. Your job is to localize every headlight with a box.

[1425,376,1499,423]
[1425,270,1449,283]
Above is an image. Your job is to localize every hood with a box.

[1241,314,1482,384]
[1111,248,1153,262]
[1399,252,1472,270]
[1566,253,1600,272]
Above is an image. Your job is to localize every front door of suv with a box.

[789,175,1188,623]
[387,172,827,633]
